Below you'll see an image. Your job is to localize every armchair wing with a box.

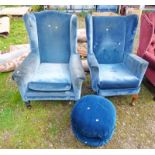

[69,14,85,99]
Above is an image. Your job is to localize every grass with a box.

[0,16,155,149]
[0,17,28,53]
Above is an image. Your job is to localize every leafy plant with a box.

[31,5,44,12]
[78,11,88,17]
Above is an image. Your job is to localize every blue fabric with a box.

[69,54,86,99]
[87,53,99,91]
[98,63,139,89]
[86,14,148,96]
[34,11,71,63]
[71,95,116,147]
[125,15,139,54]
[96,5,118,13]
[28,63,71,91]
[124,54,149,86]
[99,87,140,97]
[26,89,75,101]
[12,52,40,101]
[93,16,126,63]
[12,11,85,102]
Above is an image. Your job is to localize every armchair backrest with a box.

[24,11,77,63]
[86,15,138,64]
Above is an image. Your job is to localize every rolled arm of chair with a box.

[12,52,40,86]
[69,53,85,82]
[69,54,85,99]
[87,53,99,69]
[87,53,99,91]
[124,54,148,81]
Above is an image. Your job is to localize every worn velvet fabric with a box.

[138,12,155,86]
[28,63,71,91]
[96,5,118,13]
[12,11,85,102]
[71,95,116,147]
[86,15,148,96]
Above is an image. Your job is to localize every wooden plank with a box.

[0,7,30,16]
[0,16,10,37]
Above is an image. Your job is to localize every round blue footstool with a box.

[71,95,116,147]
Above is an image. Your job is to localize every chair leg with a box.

[153,96,155,101]
[25,101,32,109]
[130,94,139,106]
[69,101,74,105]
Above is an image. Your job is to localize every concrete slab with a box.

[0,6,30,16]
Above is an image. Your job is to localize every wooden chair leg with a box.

[130,94,139,106]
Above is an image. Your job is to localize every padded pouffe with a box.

[71,95,116,147]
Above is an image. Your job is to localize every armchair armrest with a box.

[69,54,85,99]
[87,53,99,69]
[124,54,148,81]
[69,54,85,80]
[12,52,39,86]
[87,53,99,91]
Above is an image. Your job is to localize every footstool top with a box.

[71,95,116,147]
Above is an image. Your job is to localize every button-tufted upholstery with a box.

[35,12,71,63]
[71,95,116,147]
[138,12,155,86]
[86,14,148,96]
[93,16,126,64]
[12,11,85,103]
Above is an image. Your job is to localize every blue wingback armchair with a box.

[12,11,85,107]
[86,14,148,103]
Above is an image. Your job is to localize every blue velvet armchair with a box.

[12,11,85,107]
[86,14,148,104]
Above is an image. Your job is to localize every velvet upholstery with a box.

[28,63,71,91]
[96,5,118,13]
[71,95,116,147]
[98,63,139,89]
[138,12,155,86]
[86,14,148,96]
[12,11,85,102]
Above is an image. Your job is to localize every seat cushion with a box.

[143,52,155,70]
[28,63,71,91]
[98,63,139,89]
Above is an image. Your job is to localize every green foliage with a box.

[0,17,28,53]
[56,7,65,11]
[78,9,95,17]
[31,5,44,12]
[78,11,88,17]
